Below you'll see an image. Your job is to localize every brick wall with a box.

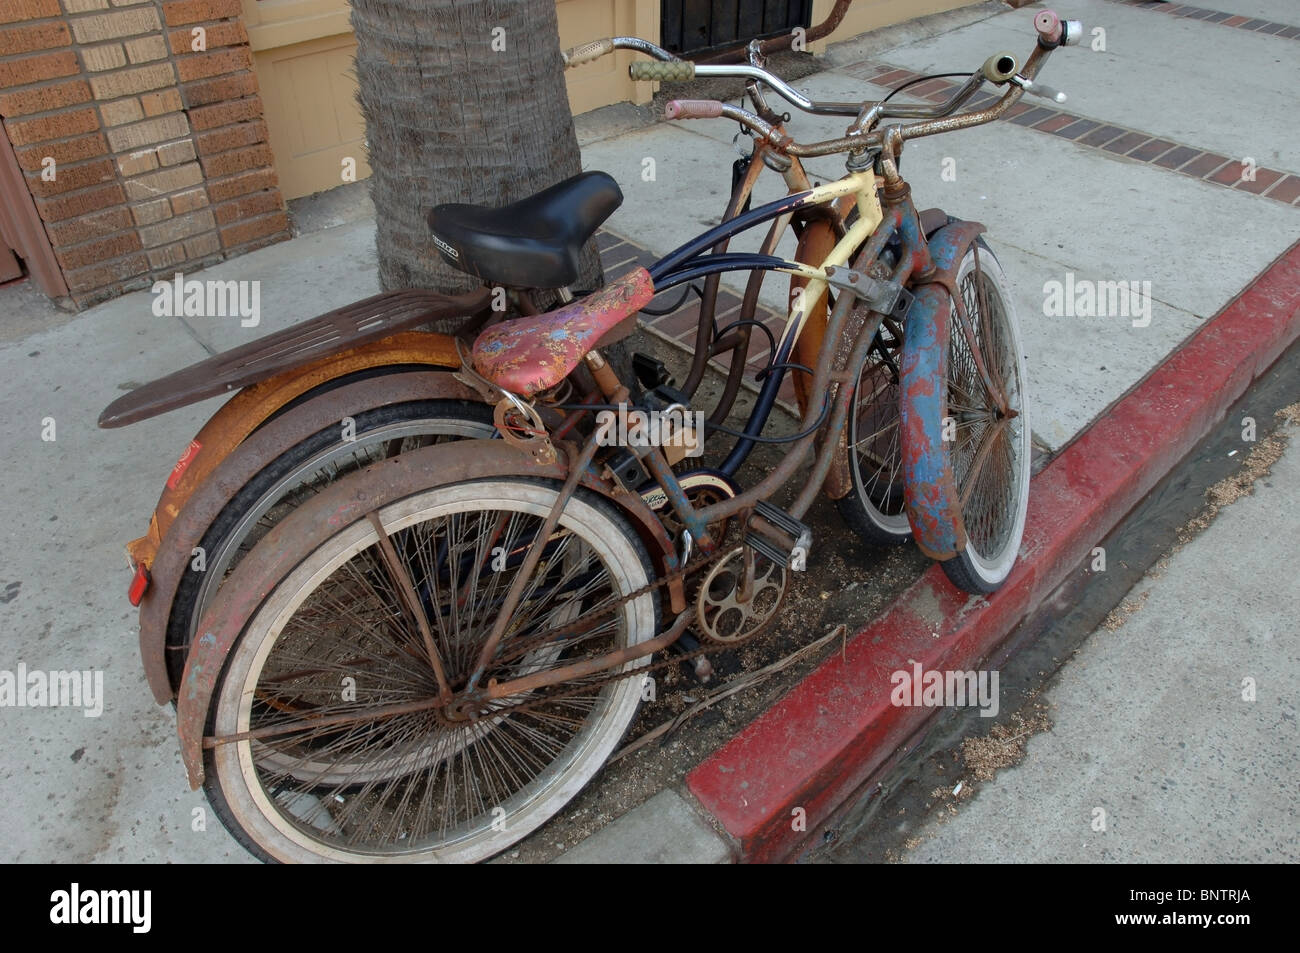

[0,0,290,308]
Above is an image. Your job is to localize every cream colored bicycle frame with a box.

[767,170,883,349]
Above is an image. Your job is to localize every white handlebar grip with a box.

[563,38,613,67]
[1021,78,1067,103]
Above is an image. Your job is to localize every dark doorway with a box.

[662,0,814,56]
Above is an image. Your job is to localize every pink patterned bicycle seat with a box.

[472,267,655,396]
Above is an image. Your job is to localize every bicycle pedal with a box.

[671,633,713,684]
[745,500,812,571]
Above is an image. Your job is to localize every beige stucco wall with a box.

[242,1,365,200]
[559,0,659,114]
[811,0,978,51]
[243,0,976,199]
[242,0,659,198]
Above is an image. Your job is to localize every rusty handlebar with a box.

[663,9,1084,158]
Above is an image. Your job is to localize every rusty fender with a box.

[899,219,986,560]
[175,438,679,787]
[817,206,953,502]
[136,371,482,705]
[126,331,466,572]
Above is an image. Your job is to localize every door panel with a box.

[663,0,811,54]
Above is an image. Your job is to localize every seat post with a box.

[583,349,626,402]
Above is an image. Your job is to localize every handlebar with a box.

[563,9,1085,159]
[575,38,887,118]
[561,37,615,68]
[628,60,696,82]
[561,35,674,67]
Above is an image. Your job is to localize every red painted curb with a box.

[686,239,1300,863]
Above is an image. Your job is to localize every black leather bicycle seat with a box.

[427,171,623,289]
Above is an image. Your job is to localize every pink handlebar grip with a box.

[1034,10,1063,44]
[665,99,725,120]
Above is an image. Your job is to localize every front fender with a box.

[176,438,678,788]
[899,220,986,560]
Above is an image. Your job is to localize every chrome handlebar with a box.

[562,10,1085,153]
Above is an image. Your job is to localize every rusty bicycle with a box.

[98,18,870,707]
[111,9,1086,862]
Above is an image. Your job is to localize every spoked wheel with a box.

[203,478,659,863]
[938,240,1031,593]
[836,316,911,543]
[164,399,495,688]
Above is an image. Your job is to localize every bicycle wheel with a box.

[164,399,495,688]
[202,477,659,863]
[939,240,1031,593]
[836,316,911,543]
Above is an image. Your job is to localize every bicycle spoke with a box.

[945,255,1025,566]
[216,485,654,859]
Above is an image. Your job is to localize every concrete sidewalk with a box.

[0,0,1296,863]
[897,412,1299,864]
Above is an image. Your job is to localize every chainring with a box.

[693,545,789,644]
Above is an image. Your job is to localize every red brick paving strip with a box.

[843,62,1300,206]
[1110,0,1299,39]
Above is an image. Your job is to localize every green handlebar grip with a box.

[628,60,696,82]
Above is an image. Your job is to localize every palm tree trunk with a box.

[350,0,604,308]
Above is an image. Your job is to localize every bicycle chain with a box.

[471,545,742,720]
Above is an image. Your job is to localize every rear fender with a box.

[136,371,483,705]
[126,332,467,572]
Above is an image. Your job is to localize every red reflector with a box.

[128,564,150,606]
[166,438,202,490]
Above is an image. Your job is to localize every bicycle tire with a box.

[164,399,495,688]
[938,239,1031,593]
[201,475,659,863]
[836,317,911,543]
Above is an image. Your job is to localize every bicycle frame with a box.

[629,165,904,551]
[438,162,926,699]
[179,161,981,765]
[674,137,835,424]
[439,143,985,705]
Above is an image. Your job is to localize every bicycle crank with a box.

[693,545,789,644]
